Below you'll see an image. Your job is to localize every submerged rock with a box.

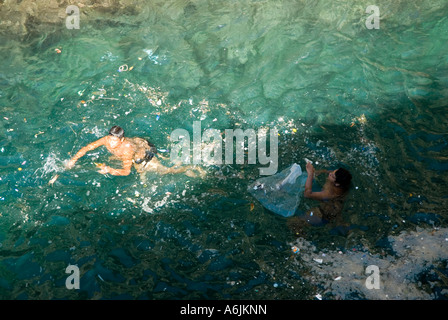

[0,0,142,37]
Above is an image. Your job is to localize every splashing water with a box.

[34,152,65,178]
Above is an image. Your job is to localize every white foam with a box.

[35,152,64,177]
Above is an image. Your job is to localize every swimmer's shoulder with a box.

[121,138,137,152]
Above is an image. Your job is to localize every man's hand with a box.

[96,163,109,174]
[306,162,315,176]
[65,159,76,170]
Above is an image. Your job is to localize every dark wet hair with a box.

[109,126,124,138]
[335,168,352,190]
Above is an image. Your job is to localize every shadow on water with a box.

[274,91,448,299]
[280,87,448,228]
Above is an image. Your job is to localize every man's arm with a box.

[315,169,329,176]
[304,189,332,201]
[97,158,133,176]
[66,137,107,169]
[304,162,332,200]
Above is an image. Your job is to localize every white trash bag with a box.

[248,163,308,217]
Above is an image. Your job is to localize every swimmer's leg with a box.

[182,165,207,178]
[155,158,206,177]
[133,163,148,183]
[139,170,147,183]
[302,208,326,226]
[191,165,207,178]
[170,162,206,177]
[287,208,326,238]
[138,157,207,178]
[138,159,197,177]
[165,165,203,177]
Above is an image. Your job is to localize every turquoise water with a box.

[0,0,447,299]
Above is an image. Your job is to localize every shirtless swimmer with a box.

[65,126,206,178]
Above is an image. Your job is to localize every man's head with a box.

[335,168,352,190]
[328,167,352,190]
[108,126,124,148]
[109,126,124,138]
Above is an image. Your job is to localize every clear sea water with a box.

[0,0,447,300]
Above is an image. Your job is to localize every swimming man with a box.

[66,126,206,179]
[287,162,352,234]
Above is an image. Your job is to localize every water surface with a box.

[0,0,447,299]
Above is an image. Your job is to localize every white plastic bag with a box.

[248,163,307,217]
